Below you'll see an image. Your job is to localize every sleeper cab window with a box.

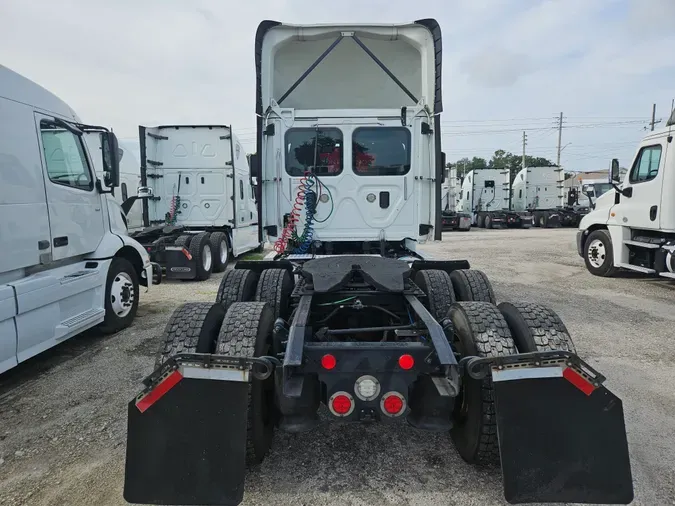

[285,128,343,177]
[40,120,93,191]
[352,127,411,176]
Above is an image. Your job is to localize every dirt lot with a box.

[1,227,674,506]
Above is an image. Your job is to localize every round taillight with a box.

[398,354,414,370]
[321,354,336,370]
[380,392,406,417]
[329,391,354,417]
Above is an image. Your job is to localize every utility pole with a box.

[650,103,657,131]
[556,111,563,167]
[522,131,527,170]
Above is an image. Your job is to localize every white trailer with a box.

[511,165,584,227]
[83,133,143,231]
[458,169,533,228]
[577,112,675,280]
[129,125,262,281]
[0,65,159,374]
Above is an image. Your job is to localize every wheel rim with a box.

[587,238,606,268]
[220,240,228,264]
[111,272,134,318]
[203,244,212,271]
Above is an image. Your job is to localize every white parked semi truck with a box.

[122,19,633,506]
[511,165,586,227]
[0,65,159,374]
[127,125,262,281]
[458,168,533,228]
[441,167,471,231]
[578,111,675,279]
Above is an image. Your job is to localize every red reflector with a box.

[331,394,352,415]
[321,354,336,370]
[383,395,404,414]
[182,248,192,260]
[398,354,414,370]
[563,367,596,396]
[135,370,183,413]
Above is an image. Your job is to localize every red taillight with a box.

[381,392,406,417]
[321,354,336,370]
[329,391,354,417]
[398,354,414,370]
[182,248,192,260]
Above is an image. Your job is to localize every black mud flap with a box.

[123,363,250,505]
[492,364,633,504]
[165,246,197,280]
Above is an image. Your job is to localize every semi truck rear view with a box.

[122,19,634,506]
[128,125,261,281]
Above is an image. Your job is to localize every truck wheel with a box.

[154,302,226,368]
[98,257,139,334]
[539,214,548,228]
[174,234,192,248]
[584,229,618,277]
[498,302,576,354]
[476,214,485,228]
[209,231,230,273]
[448,302,516,465]
[414,269,456,321]
[215,268,259,312]
[255,269,294,320]
[449,269,496,304]
[215,302,276,466]
[189,232,213,281]
[485,215,492,229]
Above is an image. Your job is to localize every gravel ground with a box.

[1,227,674,506]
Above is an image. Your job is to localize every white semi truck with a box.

[457,168,533,228]
[441,167,471,231]
[578,111,675,279]
[122,20,633,506]
[511,165,587,227]
[0,65,159,374]
[127,125,262,281]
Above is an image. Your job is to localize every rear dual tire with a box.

[154,300,277,466]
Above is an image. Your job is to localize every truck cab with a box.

[0,65,158,374]
[577,114,675,279]
[256,20,443,256]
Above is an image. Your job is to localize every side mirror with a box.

[440,152,447,183]
[610,158,621,184]
[249,153,259,180]
[121,187,153,216]
[137,186,153,198]
[102,132,120,188]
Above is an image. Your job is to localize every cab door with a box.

[35,114,105,260]
[613,142,665,231]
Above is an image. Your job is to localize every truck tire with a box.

[254,269,294,320]
[215,302,276,466]
[98,257,140,334]
[476,214,485,228]
[174,234,192,248]
[583,229,618,277]
[449,269,496,304]
[414,269,456,321]
[189,232,213,281]
[484,214,493,229]
[498,302,576,354]
[538,213,548,228]
[154,302,226,368]
[215,268,259,312]
[210,231,230,273]
[448,302,516,465]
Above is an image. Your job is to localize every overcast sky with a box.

[1,0,673,172]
